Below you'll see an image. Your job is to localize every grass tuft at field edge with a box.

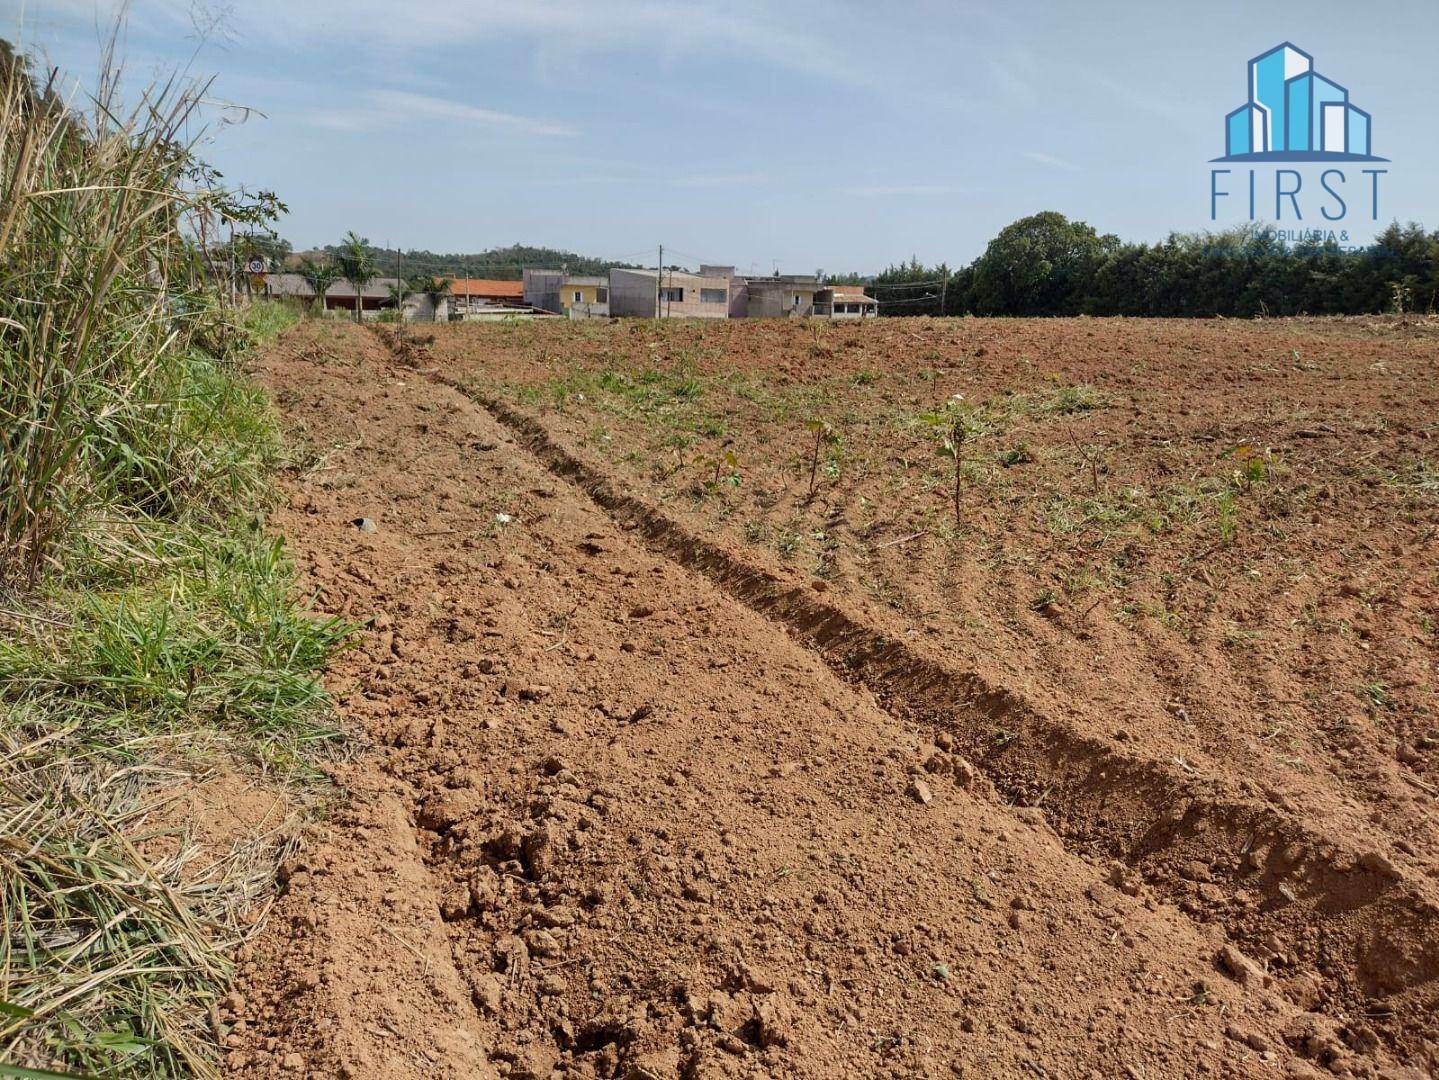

[1,302,349,1080]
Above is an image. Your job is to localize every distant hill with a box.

[303,241,644,281]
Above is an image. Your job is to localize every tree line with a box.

[873,212,1439,317]
[312,241,641,281]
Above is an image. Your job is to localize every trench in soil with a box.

[375,330,1439,1058]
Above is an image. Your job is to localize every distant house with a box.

[560,276,610,319]
[263,272,400,315]
[739,275,821,318]
[698,266,747,317]
[814,284,878,319]
[523,270,610,318]
[609,267,733,319]
[448,278,525,317]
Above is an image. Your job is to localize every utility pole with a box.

[656,244,663,320]
[939,266,948,318]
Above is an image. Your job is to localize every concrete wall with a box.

[523,269,564,314]
[744,282,818,318]
[609,268,660,318]
[403,294,449,323]
[727,280,750,318]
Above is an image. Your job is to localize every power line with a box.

[866,279,948,290]
[875,293,941,305]
[661,247,727,270]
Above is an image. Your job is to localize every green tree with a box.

[970,212,1117,316]
[295,256,340,313]
[871,257,947,316]
[409,275,451,322]
[313,240,644,281]
[335,231,377,322]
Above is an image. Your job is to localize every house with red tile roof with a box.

[447,278,525,314]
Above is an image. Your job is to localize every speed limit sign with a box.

[245,256,266,274]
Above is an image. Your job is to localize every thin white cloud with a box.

[526,169,769,189]
[1022,150,1081,172]
[23,1,976,125]
[1082,70,1200,124]
[670,172,767,189]
[171,0,887,96]
[299,89,575,137]
[841,183,966,198]
[382,90,576,137]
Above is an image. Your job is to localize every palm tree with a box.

[296,256,340,313]
[335,231,377,322]
[409,275,451,322]
[385,280,409,318]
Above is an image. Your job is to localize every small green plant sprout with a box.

[918,394,970,528]
[1030,587,1061,614]
[997,443,1033,467]
[808,338,834,360]
[697,448,741,492]
[1215,489,1239,544]
[805,418,840,500]
[1066,429,1102,494]
[1040,381,1106,414]
[1359,680,1394,711]
[1223,442,1268,489]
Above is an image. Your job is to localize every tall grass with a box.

[0,39,206,585]
[0,41,347,1078]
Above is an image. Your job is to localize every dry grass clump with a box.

[0,730,253,1077]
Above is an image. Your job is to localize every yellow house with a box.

[559,275,609,316]
[522,270,610,317]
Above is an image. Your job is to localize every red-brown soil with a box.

[228,317,1437,1079]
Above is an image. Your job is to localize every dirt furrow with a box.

[414,358,1438,1064]
[225,321,1429,1079]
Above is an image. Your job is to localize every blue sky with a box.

[7,0,1435,273]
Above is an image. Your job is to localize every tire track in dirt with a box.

[384,336,1439,1063]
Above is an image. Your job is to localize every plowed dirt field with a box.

[230,316,1437,1079]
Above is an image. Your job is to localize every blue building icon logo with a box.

[1216,43,1385,162]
